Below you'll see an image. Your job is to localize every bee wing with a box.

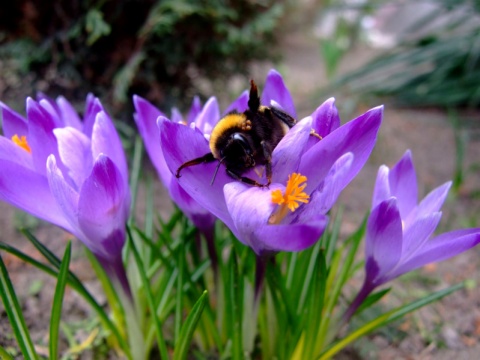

[270,106,297,129]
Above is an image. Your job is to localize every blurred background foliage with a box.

[0,0,285,119]
[1,0,480,118]
[326,0,480,108]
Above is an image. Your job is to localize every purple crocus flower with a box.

[159,69,383,256]
[343,150,480,321]
[133,95,218,239]
[0,94,131,293]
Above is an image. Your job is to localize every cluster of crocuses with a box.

[1,70,480,309]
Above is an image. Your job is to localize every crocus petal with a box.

[53,127,92,190]
[187,96,202,124]
[83,95,104,138]
[391,229,480,279]
[303,152,354,215]
[410,182,452,222]
[39,99,62,127]
[77,155,128,259]
[91,111,129,187]
[0,102,28,138]
[224,182,276,247]
[46,155,81,234]
[223,181,327,254]
[372,165,391,209]
[0,136,33,169]
[310,98,340,138]
[261,69,297,119]
[159,117,234,229]
[169,180,215,230]
[389,150,417,218]
[26,98,62,175]
[133,96,171,185]
[57,96,83,131]
[300,106,383,196]
[254,219,328,255]
[366,198,403,281]
[224,90,249,115]
[0,158,72,231]
[36,91,60,114]
[171,107,183,124]
[195,97,220,134]
[271,117,313,184]
[401,212,442,260]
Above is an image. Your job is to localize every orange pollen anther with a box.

[11,134,31,153]
[269,173,310,224]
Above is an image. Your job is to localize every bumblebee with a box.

[175,80,299,187]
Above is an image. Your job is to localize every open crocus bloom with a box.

[159,69,383,255]
[365,150,480,288]
[133,95,219,237]
[343,151,480,322]
[0,94,130,290]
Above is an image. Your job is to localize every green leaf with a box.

[174,238,185,345]
[315,216,367,353]
[128,136,144,227]
[223,251,243,360]
[174,290,208,360]
[0,345,14,360]
[318,282,465,360]
[49,241,72,360]
[3,234,131,358]
[127,226,168,359]
[0,254,39,360]
[85,9,111,46]
[356,288,391,316]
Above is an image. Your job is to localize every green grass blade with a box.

[302,250,327,360]
[318,282,465,360]
[18,231,131,357]
[84,248,124,324]
[355,288,391,316]
[128,135,143,225]
[20,229,84,286]
[49,241,72,360]
[0,345,14,360]
[127,227,169,359]
[0,253,39,360]
[0,241,58,276]
[225,251,243,360]
[316,217,366,352]
[174,290,208,360]
[175,240,185,345]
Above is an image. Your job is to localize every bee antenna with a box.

[248,79,260,112]
[210,157,226,186]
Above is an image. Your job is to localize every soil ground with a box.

[1,22,480,360]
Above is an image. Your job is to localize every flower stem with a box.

[255,255,267,302]
[341,281,375,326]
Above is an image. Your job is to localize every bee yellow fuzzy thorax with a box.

[209,113,251,158]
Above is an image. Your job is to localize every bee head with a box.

[222,132,256,169]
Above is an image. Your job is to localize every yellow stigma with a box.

[11,134,31,153]
[269,173,309,224]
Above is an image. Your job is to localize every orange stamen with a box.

[11,134,31,153]
[269,173,310,224]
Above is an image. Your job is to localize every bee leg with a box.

[261,140,273,187]
[226,169,268,188]
[309,129,322,140]
[176,152,215,178]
